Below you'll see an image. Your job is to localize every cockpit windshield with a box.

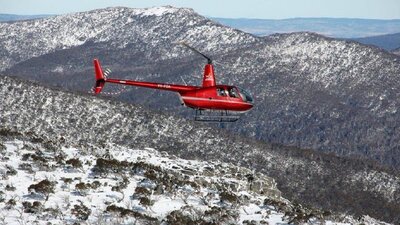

[237,87,253,103]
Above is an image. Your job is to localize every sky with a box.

[0,0,399,19]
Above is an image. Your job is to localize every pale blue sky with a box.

[0,0,399,19]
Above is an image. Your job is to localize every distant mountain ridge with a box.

[213,17,400,50]
[2,12,399,39]
[213,17,400,38]
[0,13,53,22]
[352,32,400,51]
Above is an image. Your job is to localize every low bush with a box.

[66,158,83,169]
[105,204,158,222]
[28,179,56,200]
[23,201,42,213]
[71,202,91,221]
[93,158,133,175]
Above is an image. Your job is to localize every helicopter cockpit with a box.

[216,86,253,103]
[237,87,253,103]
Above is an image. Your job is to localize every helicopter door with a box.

[227,87,240,98]
[216,87,228,97]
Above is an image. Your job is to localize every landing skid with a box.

[194,109,240,123]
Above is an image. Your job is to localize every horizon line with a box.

[1,12,400,21]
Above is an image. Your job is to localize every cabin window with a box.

[228,87,240,98]
[238,87,253,103]
[216,87,227,96]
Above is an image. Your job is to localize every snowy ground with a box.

[0,139,389,225]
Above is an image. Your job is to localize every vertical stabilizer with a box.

[202,64,216,87]
[93,59,106,94]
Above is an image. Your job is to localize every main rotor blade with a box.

[179,42,212,64]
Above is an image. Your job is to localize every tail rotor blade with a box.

[104,68,112,78]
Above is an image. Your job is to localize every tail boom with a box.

[105,78,197,93]
[93,59,198,94]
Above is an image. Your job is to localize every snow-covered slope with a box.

[1,6,400,222]
[0,6,257,71]
[0,138,281,224]
[0,75,399,223]
[2,7,400,171]
[221,33,400,169]
[392,47,400,55]
[0,137,388,225]
[254,33,400,89]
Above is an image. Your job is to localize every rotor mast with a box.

[180,42,216,87]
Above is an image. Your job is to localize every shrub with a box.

[220,191,238,203]
[54,154,66,165]
[144,169,158,180]
[5,198,16,209]
[112,177,129,192]
[106,204,134,217]
[203,206,239,224]
[5,184,16,191]
[23,152,47,163]
[93,158,133,175]
[66,158,82,169]
[134,186,151,196]
[243,220,258,225]
[132,161,162,173]
[18,163,33,173]
[165,206,207,225]
[71,202,91,221]
[284,203,315,224]
[44,207,63,219]
[91,181,101,189]
[22,152,50,171]
[0,128,21,137]
[153,184,164,195]
[5,165,17,176]
[166,210,196,225]
[105,205,158,222]
[61,177,73,184]
[0,143,6,152]
[23,201,42,213]
[0,191,5,203]
[263,198,288,211]
[139,196,153,208]
[75,182,90,196]
[28,179,56,200]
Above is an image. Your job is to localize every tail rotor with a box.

[103,68,112,79]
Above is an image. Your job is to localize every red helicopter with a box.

[93,43,253,122]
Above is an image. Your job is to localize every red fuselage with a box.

[179,85,253,112]
[94,59,253,112]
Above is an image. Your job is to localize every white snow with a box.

[0,139,377,225]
